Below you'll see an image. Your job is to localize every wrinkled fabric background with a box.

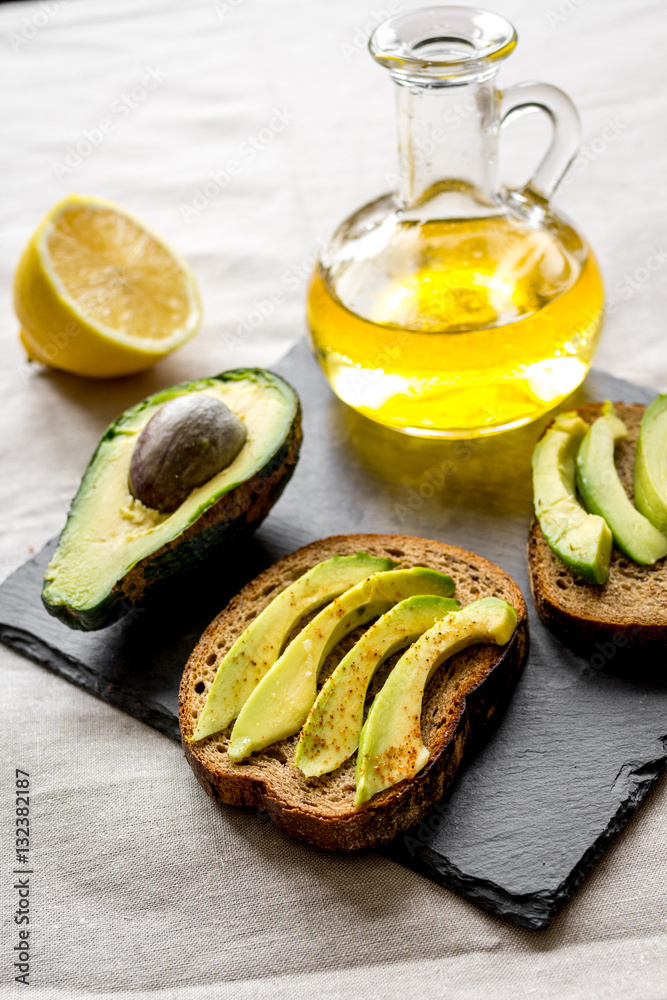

[1,0,666,996]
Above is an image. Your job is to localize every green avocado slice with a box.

[227,567,456,762]
[42,369,301,630]
[532,410,612,584]
[294,594,460,777]
[634,394,667,534]
[354,597,518,807]
[576,403,667,565]
[191,553,395,741]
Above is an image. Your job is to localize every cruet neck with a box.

[370,6,517,212]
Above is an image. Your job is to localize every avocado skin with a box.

[634,394,667,534]
[532,411,612,585]
[42,369,302,631]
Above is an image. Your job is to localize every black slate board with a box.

[2,340,666,930]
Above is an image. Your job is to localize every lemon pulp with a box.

[15,195,201,378]
[47,206,193,340]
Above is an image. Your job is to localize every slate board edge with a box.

[3,543,666,930]
[1,353,664,932]
[386,750,667,930]
[0,621,181,742]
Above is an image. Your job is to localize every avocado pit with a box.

[129,394,247,513]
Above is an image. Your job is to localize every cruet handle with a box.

[499,83,581,201]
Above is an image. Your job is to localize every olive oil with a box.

[308,215,604,438]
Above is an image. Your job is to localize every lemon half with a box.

[15,195,202,378]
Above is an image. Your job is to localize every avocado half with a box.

[42,369,302,631]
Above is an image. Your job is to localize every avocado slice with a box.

[42,369,301,630]
[191,553,395,741]
[576,403,667,565]
[634,394,667,534]
[532,411,612,584]
[355,597,518,806]
[227,567,456,762]
[294,594,460,777]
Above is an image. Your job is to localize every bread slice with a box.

[528,402,667,653]
[179,533,528,851]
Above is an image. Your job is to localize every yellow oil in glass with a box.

[308,215,604,437]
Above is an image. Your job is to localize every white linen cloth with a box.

[1,0,666,996]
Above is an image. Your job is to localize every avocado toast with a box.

[528,402,667,652]
[180,533,528,851]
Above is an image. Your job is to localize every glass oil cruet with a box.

[307,6,604,437]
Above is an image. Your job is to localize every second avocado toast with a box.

[529,400,667,652]
[180,533,528,851]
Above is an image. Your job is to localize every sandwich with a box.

[528,398,667,652]
[180,533,528,850]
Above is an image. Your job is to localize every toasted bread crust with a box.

[527,402,667,653]
[180,534,528,851]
